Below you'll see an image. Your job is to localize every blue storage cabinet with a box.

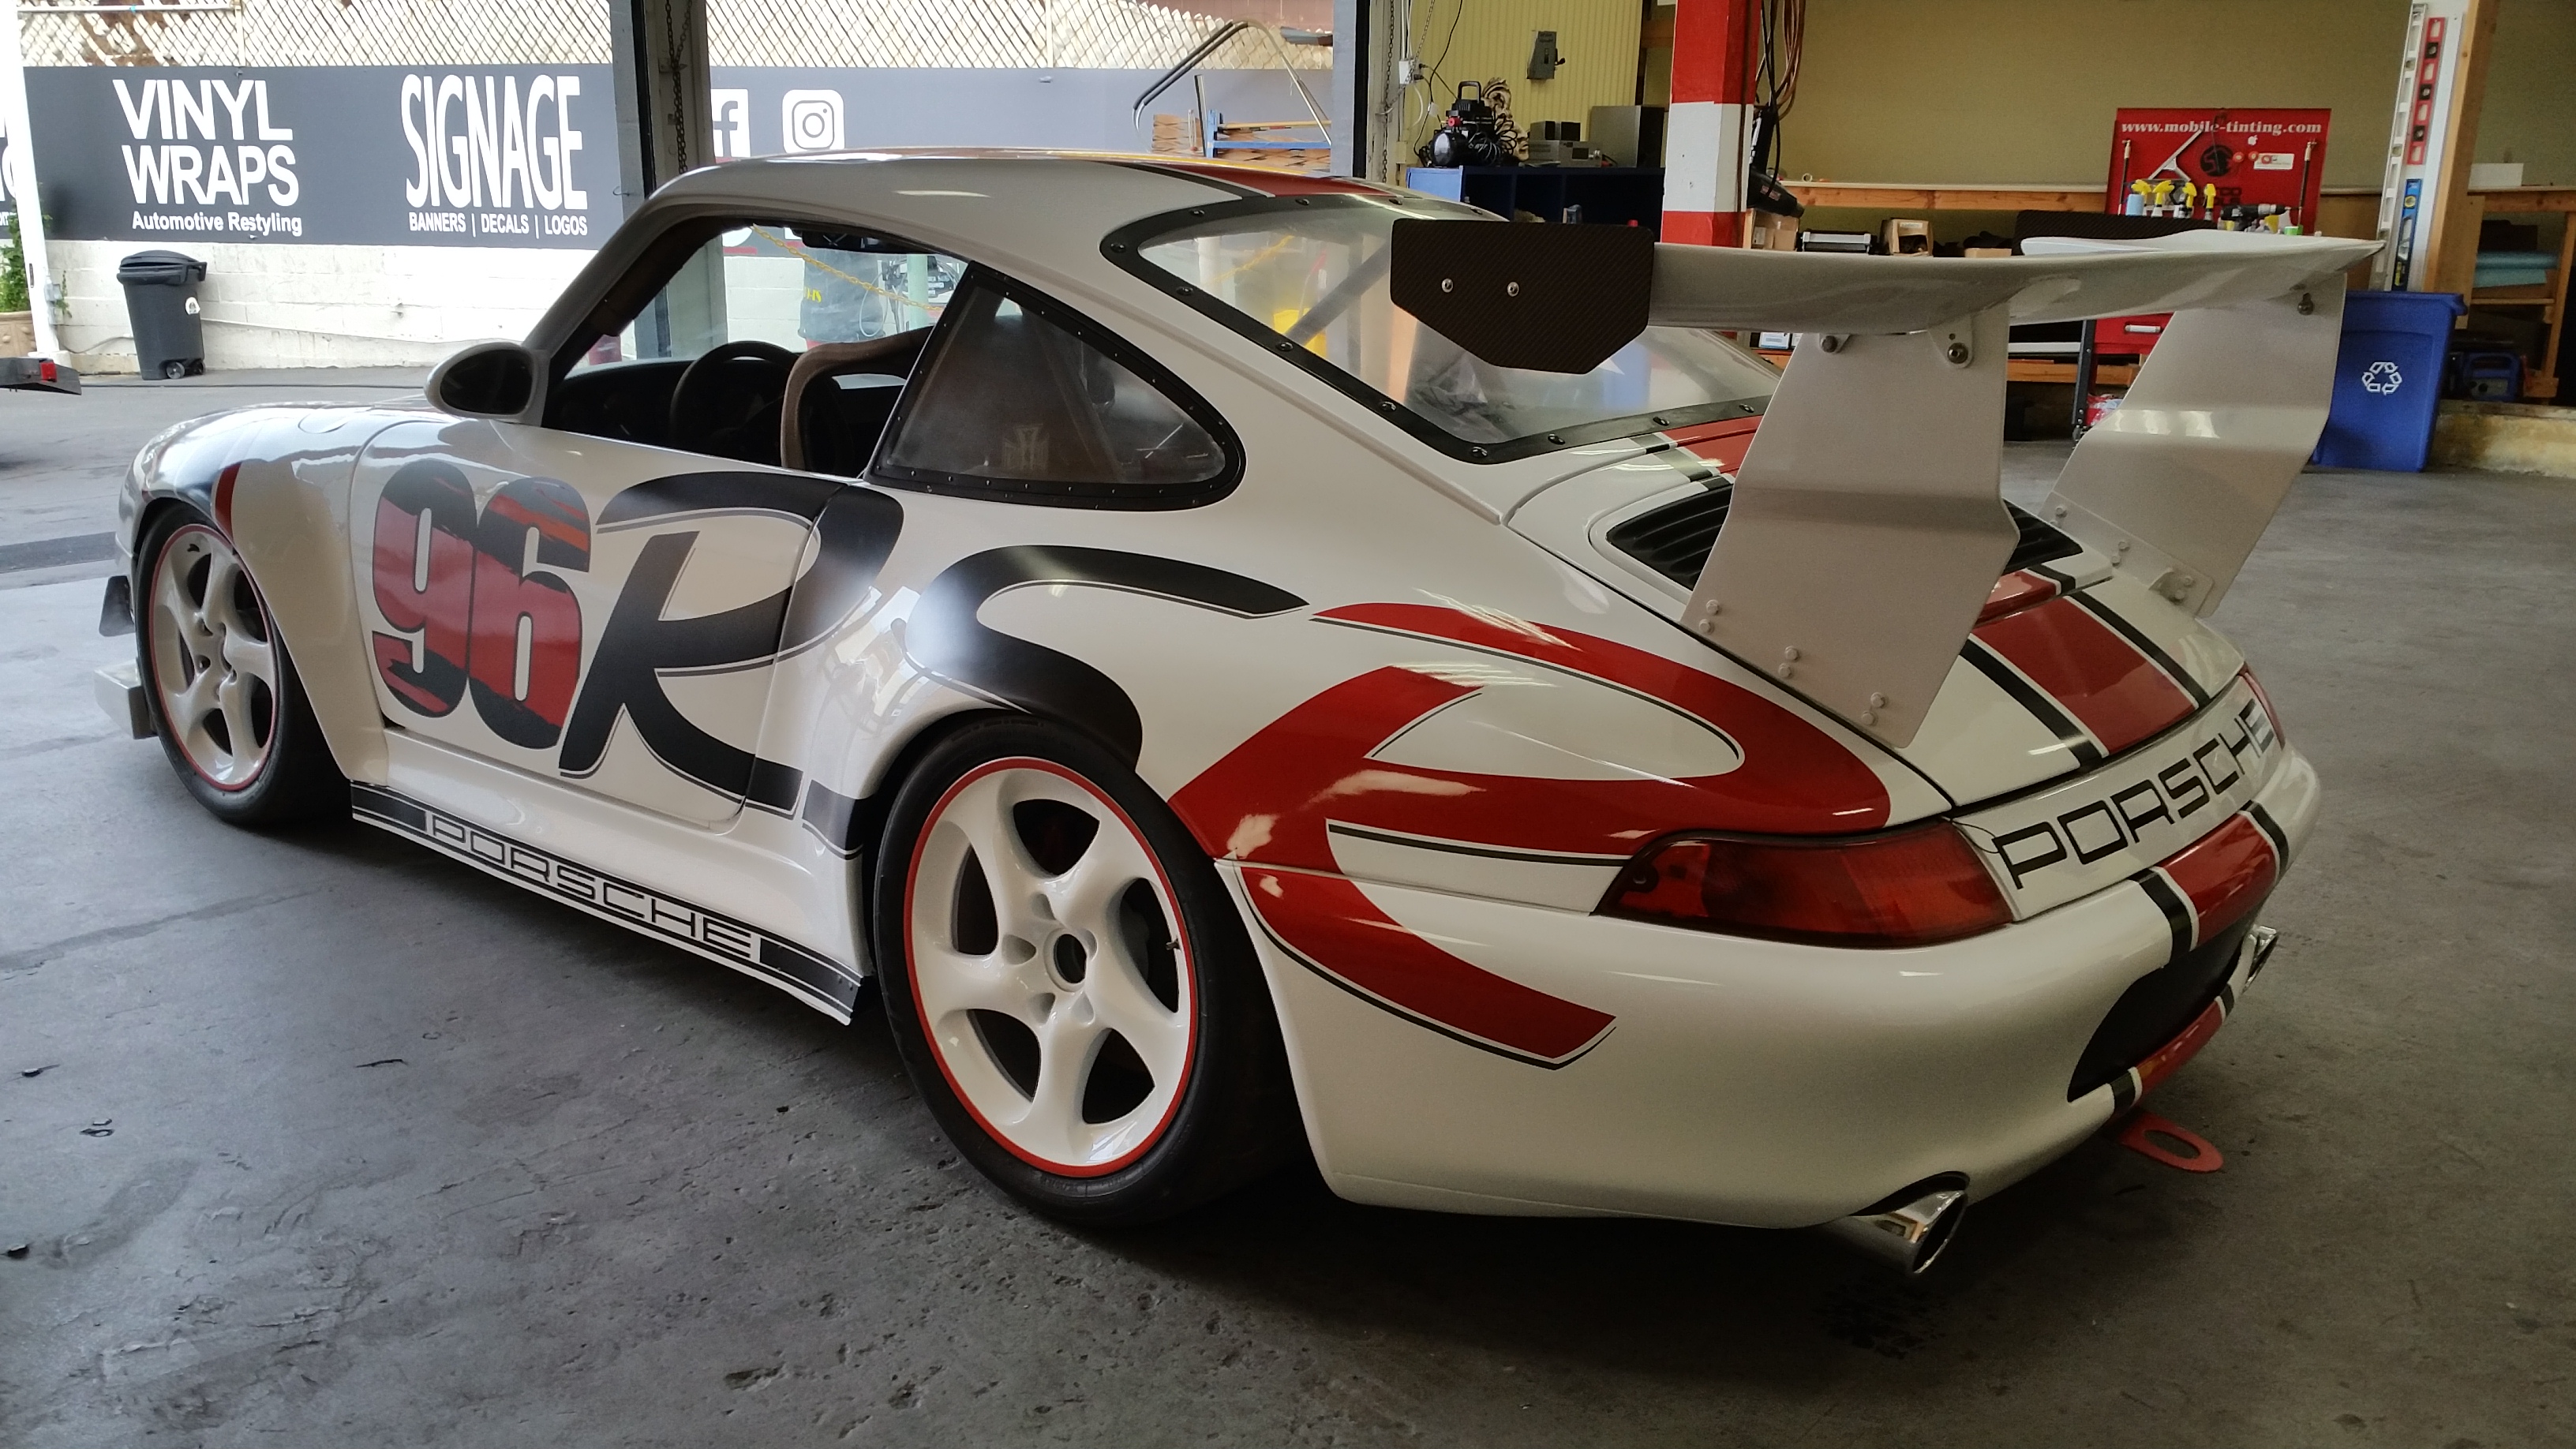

[2312,290,2466,472]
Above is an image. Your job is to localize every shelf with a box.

[2470,186,2576,214]
[1783,182,2106,212]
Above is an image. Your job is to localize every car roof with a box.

[667,149,1395,265]
[527,152,1401,363]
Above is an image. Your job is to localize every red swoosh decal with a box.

[1174,601,1889,1064]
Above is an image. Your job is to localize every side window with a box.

[874,273,1235,505]
[551,221,960,466]
[575,224,960,368]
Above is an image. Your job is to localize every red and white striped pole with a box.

[1661,0,1761,247]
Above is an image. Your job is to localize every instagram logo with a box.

[781,90,844,153]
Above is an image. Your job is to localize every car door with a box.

[350,221,946,826]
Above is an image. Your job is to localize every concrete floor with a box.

[3,375,2570,1447]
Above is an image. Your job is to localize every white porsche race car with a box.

[103,153,2373,1271]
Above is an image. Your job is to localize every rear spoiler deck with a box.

[1390,223,2378,747]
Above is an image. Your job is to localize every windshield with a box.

[1135,200,1778,455]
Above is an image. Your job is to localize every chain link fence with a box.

[17,0,1325,71]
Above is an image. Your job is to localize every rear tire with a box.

[136,504,345,826]
[873,716,1300,1225]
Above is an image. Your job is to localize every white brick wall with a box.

[54,238,596,373]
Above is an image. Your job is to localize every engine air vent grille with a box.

[1603,484,2082,589]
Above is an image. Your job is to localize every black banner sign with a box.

[26,65,612,248]
[23,63,1321,249]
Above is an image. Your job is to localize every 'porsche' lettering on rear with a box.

[1962,684,2278,912]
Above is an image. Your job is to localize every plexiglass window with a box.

[877,276,1228,496]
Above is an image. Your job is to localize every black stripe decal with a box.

[2065,590,2214,706]
[350,781,425,832]
[1243,897,1610,1070]
[1324,821,1627,867]
[350,784,863,1010]
[799,778,870,857]
[912,547,1306,768]
[1106,159,1271,199]
[2025,558,2080,592]
[1962,640,2105,769]
[2245,801,2291,862]
[2133,867,2196,960]
[745,758,804,815]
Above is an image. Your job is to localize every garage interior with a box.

[3,2,2573,1444]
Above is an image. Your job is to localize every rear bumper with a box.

[1236,744,2319,1230]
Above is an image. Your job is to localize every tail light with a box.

[1599,823,2012,949]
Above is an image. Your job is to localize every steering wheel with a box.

[668,339,797,463]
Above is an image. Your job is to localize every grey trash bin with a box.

[116,250,208,380]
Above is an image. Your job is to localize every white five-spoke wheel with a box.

[135,505,345,826]
[876,717,1299,1224]
[147,522,279,789]
[907,760,1195,1175]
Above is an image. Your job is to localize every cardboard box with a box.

[1745,211,1799,251]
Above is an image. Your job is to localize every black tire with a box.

[873,714,1300,1225]
[134,504,346,826]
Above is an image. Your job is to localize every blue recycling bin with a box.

[2312,290,2466,472]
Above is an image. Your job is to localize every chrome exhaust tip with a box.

[1818,1174,1969,1275]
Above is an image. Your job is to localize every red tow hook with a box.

[2117,1110,2225,1172]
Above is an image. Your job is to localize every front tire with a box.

[136,504,345,826]
[874,717,1299,1225]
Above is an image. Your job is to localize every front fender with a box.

[129,404,425,785]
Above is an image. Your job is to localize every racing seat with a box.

[781,328,934,476]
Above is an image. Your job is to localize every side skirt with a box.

[350,782,865,1021]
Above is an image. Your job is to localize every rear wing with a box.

[1389,223,2377,747]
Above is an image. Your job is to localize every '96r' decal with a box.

[371,460,591,747]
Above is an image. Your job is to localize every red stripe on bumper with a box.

[2160,812,2279,945]
[2136,998,2227,1096]
[1973,595,2196,754]
[1661,417,1759,473]
[1243,868,1615,1066]
[1978,569,2062,624]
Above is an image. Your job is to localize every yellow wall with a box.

[1399,0,1642,158]
[1634,0,2574,188]
[2479,1,2576,185]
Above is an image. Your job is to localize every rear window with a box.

[1129,200,1777,460]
